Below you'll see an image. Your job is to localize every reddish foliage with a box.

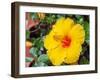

[26,19,40,30]
[26,47,32,57]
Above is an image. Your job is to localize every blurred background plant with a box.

[25,12,89,67]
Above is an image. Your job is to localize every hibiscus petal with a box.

[53,18,74,36]
[54,17,65,28]
[47,45,66,65]
[44,31,60,50]
[64,42,82,64]
[62,18,74,34]
[69,24,85,44]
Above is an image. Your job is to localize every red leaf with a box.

[26,47,32,57]
[26,19,39,30]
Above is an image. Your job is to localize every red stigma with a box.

[62,36,71,48]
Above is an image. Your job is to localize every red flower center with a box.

[61,36,71,48]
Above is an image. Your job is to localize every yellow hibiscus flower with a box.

[44,17,85,65]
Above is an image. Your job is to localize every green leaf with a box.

[57,14,65,19]
[85,40,89,44]
[38,50,42,55]
[30,47,38,57]
[26,30,30,39]
[75,15,82,20]
[31,38,36,46]
[25,57,33,62]
[38,54,50,64]
[47,17,53,24]
[83,21,89,44]
[34,38,44,49]
[79,18,84,24]
[80,56,89,64]
[75,15,84,24]
[51,15,56,18]
[33,62,48,67]
[31,13,39,20]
